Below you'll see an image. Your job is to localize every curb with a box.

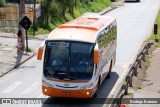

[0,35,39,40]
[0,52,36,77]
[99,0,124,15]
[99,6,118,15]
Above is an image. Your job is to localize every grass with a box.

[138,75,149,82]
[127,93,134,98]
[25,47,32,52]
[148,10,160,47]
[135,83,142,90]
[143,56,151,67]
[1,0,113,38]
[28,0,112,36]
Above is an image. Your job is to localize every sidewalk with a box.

[0,36,42,77]
[0,44,34,77]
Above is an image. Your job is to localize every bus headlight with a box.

[80,83,93,89]
[42,80,54,88]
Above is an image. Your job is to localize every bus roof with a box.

[47,15,115,43]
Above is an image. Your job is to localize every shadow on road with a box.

[41,72,119,107]
[14,51,30,68]
[14,51,23,68]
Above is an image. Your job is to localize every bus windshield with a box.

[44,41,94,80]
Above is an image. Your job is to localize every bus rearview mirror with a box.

[94,50,99,64]
[37,41,45,60]
[37,48,43,60]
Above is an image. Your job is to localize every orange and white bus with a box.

[37,13,117,98]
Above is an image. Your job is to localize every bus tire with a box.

[106,60,112,79]
[93,92,97,98]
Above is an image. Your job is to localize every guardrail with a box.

[109,42,154,107]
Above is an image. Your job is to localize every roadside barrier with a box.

[110,42,154,107]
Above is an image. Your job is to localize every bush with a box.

[110,0,116,2]
[29,0,112,35]
[0,0,6,6]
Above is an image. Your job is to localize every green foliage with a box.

[135,83,142,90]
[29,0,112,35]
[138,75,149,82]
[148,11,160,41]
[0,0,6,6]
[25,47,32,52]
[144,56,151,67]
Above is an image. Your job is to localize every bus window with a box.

[98,28,111,48]
[44,41,94,80]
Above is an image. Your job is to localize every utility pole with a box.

[33,0,36,36]
[18,0,25,51]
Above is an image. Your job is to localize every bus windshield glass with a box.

[44,41,94,80]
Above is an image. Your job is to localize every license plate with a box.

[62,92,71,95]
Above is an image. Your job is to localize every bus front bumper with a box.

[42,85,94,98]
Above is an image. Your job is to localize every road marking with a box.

[1,81,22,93]
[22,82,39,95]
[0,72,18,84]
[37,93,47,98]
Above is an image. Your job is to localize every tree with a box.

[0,0,6,6]
[39,0,81,26]
[41,0,51,25]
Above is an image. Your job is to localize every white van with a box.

[124,0,140,2]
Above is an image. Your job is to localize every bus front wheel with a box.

[93,78,100,98]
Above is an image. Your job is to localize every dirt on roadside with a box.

[122,44,160,107]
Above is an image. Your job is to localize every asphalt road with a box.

[0,0,160,107]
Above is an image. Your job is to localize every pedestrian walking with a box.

[17,30,23,52]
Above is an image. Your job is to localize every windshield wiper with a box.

[56,72,67,80]
[57,72,76,80]
[63,77,75,80]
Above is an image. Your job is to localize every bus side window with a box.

[97,34,102,59]
[110,24,114,41]
[107,25,112,44]
[110,22,116,41]
[110,25,112,40]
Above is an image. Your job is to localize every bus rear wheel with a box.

[106,60,112,79]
